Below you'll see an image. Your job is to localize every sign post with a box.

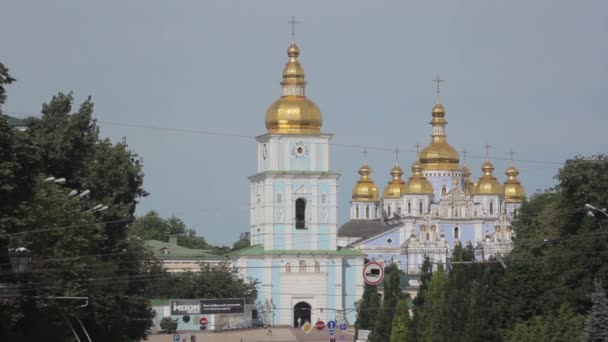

[362,261,385,286]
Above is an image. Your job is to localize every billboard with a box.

[170,298,245,315]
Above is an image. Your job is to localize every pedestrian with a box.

[267,326,272,336]
[190,334,196,342]
[297,316,302,328]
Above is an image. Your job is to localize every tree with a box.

[390,296,411,342]
[370,263,402,342]
[355,282,380,332]
[232,232,251,251]
[584,281,608,341]
[415,263,448,342]
[159,317,178,333]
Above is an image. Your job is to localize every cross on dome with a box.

[393,148,400,163]
[484,144,491,160]
[289,16,301,41]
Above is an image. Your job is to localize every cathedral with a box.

[337,93,526,273]
[232,32,525,326]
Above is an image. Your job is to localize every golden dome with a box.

[383,164,406,198]
[418,100,460,170]
[265,41,323,135]
[462,165,475,195]
[403,160,434,195]
[352,163,379,201]
[475,160,504,195]
[504,165,526,202]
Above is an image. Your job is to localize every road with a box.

[144,327,355,342]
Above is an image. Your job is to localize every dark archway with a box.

[293,302,311,328]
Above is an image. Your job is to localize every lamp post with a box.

[8,247,32,274]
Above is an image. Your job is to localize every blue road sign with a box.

[173,334,180,342]
[339,322,348,331]
[327,320,336,331]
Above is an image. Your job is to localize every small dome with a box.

[352,163,379,201]
[432,103,446,116]
[475,160,503,195]
[504,165,526,202]
[383,164,406,198]
[403,161,434,195]
[265,41,323,135]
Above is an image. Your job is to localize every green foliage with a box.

[0,85,156,341]
[415,263,448,342]
[355,282,380,332]
[390,297,410,342]
[159,317,178,333]
[130,211,211,249]
[232,232,251,251]
[144,262,258,303]
[505,304,583,342]
[370,263,402,342]
[0,62,15,105]
[584,281,608,341]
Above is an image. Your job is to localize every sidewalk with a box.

[145,327,297,342]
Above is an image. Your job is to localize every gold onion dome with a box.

[418,101,460,170]
[462,165,475,195]
[475,160,504,195]
[352,163,379,201]
[383,164,407,198]
[265,41,323,135]
[403,160,434,195]
[504,164,526,202]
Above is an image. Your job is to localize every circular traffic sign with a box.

[315,320,325,330]
[327,320,336,331]
[200,317,208,326]
[362,261,385,285]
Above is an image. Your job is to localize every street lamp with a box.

[585,204,608,218]
[8,247,32,274]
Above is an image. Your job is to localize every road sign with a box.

[327,320,336,331]
[339,322,348,331]
[173,334,180,342]
[315,320,325,330]
[362,261,385,285]
[338,333,347,341]
[302,321,313,334]
[200,317,208,326]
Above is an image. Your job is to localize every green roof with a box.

[250,170,340,178]
[145,240,224,260]
[229,244,364,257]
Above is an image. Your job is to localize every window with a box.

[277,193,282,203]
[321,193,327,204]
[397,207,401,215]
[489,202,494,215]
[285,263,291,272]
[366,205,370,218]
[419,202,423,214]
[454,227,460,239]
[408,202,411,214]
[256,194,261,203]
[356,206,359,219]
[314,261,320,273]
[296,198,306,229]
[388,206,391,217]
[513,208,518,217]
[299,260,307,272]
[442,187,447,195]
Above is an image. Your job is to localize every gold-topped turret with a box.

[503,153,526,202]
[383,164,407,198]
[352,163,379,201]
[403,160,434,195]
[418,77,460,170]
[475,154,504,195]
[265,34,323,134]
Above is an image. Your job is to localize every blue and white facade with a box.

[232,39,364,327]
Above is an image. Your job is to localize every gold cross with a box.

[393,148,400,163]
[433,75,445,95]
[509,150,515,165]
[415,143,421,155]
[362,148,368,164]
[462,148,468,164]
[484,144,491,160]
[289,16,301,41]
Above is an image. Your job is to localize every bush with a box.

[160,317,178,333]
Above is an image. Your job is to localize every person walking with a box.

[297,316,302,328]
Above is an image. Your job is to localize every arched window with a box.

[407,202,411,214]
[355,206,359,218]
[513,208,518,217]
[454,227,460,239]
[419,202,423,214]
[321,193,327,204]
[366,205,370,218]
[442,187,447,195]
[296,198,306,229]
[277,193,282,203]
[388,206,391,217]
[489,202,494,215]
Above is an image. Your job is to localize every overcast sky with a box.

[2,0,607,245]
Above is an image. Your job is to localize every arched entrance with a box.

[293,301,311,328]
